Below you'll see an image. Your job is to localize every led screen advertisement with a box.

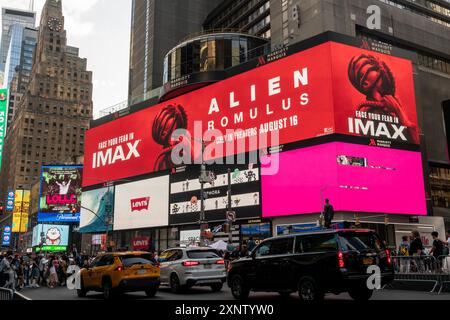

[12,190,30,233]
[0,88,7,171]
[83,40,419,188]
[261,142,427,217]
[80,187,114,233]
[83,42,336,187]
[2,226,11,247]
[6,190,14,212]
[38,165,83,223]
[32,224,70,248]
[113,175,170,231]
[170,163,261,225]
[330,42,419,147]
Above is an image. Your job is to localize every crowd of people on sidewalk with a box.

[0,248,96,293]
[396,230,450,273]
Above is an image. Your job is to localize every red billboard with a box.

[331,42,419,146]
[83,41,419,187]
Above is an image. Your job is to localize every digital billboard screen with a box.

[80,187,114,233]
[83,40,419,188]
[32,224,70,248]
[113,175,170,231]
[38,165,82,223]
[12,190,30,233]
[169,163,261,225]
[0,88,8,171]
[261,142,427,217]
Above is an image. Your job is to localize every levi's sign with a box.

[131,197,150,212]
[83,41,419,187]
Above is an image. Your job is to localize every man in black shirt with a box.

[409,230,423,256]
[323,199,334,229]
[430,231,444,257]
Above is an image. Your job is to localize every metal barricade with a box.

[0,287,14,300]
[438,255,450,294]
[392,255,441,293]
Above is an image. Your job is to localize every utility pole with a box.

[199,141,207,247]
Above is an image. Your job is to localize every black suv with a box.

[227,229,394,301]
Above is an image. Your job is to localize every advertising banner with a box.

[0,88,7,171]
[261,142,427,217]
[170,163,261,225]
[330,42,419,147]
[38,165,82,222]
[32,224,69,248]
[131,236,151,251]
[83,42,335,187]
[180,230,200,247]
[114,175,170,230]
[80,187,114,233]
[6,190,14,212]
[2,225,11,247]
[12,190,30,233]
[83,41,419,188]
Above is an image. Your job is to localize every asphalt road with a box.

[18,285,450,301]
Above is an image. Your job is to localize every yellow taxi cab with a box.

[77,251,160,299]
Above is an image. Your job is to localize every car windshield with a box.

[339,232,385,253]
[119,254,155,267]
[186,250,220,259]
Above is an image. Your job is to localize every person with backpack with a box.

[430,231,446,271]
[398,236,410,273]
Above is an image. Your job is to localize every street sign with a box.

[226,211,236,222]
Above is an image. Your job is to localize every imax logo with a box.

[92,140,141,168]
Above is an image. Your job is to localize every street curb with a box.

[14,291,32,301]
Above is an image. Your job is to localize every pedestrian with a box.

[48,256,59,288]
[58,255,68,286]
[323,199,334,229]
[429,231,445,271]
[16,258,25,291]
[409,230,424,273]
[446,230,450,247]
[2,256,15,292]
[0,253,7,287]
[247,237,256,253]
[397,236,410,273]
[29,259,39,288]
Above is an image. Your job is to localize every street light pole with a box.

[199,141,207,247]
[227,169,233,245]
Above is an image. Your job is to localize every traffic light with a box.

[71,207,77,216]
[0,202,4,216]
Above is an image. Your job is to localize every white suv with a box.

[159,247,227,293]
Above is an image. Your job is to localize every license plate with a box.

[203,264,212,269]
[137,269,147,274]
[363,257,374,265]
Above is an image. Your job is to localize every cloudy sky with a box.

[0,0,132,117]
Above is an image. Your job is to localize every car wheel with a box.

[102,279,113,300]
[230,275,250,300]
[348,286,373,301]
[170,274,181,294]
[210,283,223,292]
[298,276,324,302]
[145,288,158,297]
[77,279,87,298]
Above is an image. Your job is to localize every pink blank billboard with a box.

[261,142,427,217]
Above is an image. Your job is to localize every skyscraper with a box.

[0,0,92,196]
[0,8,36,79]
[5,27,38,128]
[128,0,222,105]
